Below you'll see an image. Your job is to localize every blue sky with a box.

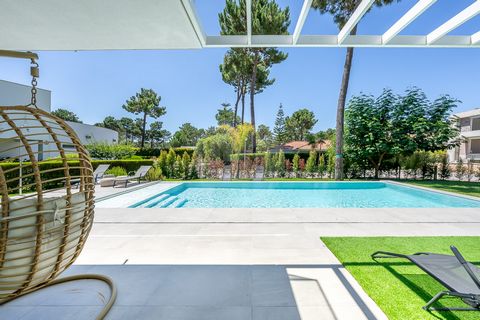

[0,0,479,133]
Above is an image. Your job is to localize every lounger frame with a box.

[372,247,480,312]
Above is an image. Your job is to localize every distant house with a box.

[269,140,331,154]
[0,79,118,160]
[447,108,480,163]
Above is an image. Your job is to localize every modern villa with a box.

[0,80,118,160]
[448,108,480,162]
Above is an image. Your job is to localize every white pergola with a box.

[0,0,479,50]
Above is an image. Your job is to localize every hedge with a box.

[0,159,154,193]
[136,147,195,158]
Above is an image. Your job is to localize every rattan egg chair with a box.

[0,50,116,319]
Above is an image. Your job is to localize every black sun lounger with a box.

[372,246,480,311]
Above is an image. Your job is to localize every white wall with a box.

[0,80,51,111]
[66,121,118,145]
[0,79,118,160]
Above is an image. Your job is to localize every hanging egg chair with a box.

[0,50,115,319]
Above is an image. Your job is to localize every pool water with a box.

[129,182,480,208]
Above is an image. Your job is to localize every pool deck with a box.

[2,182,479,320]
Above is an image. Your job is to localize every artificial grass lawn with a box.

[401,180,480,198]
[321,237,480,320]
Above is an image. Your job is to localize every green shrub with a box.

[146,166,163,181]
[105,166,127,176]
[0,159,155,194]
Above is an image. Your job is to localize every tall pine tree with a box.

[273,104,287,144]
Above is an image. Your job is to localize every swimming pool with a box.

[129,182,480,208]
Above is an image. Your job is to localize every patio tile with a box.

[251,266,296,307]
[252,306,301,320]
[106,306,252,320]
[144,266,252,307]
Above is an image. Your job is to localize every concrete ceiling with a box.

[0,0,202,50]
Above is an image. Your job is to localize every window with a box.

[470,139,480,154]
[472,117,480,131]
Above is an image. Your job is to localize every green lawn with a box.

[401,180,480,198]
[321,237,480,320]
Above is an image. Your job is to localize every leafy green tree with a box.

[51,108,82,123]
[345,88,459,178]
[318,154,326,178]
[119,117,136,143]
[292,153,300,177]
[256,124,273,151]
[264,151,273,177]
[275,150,286,177]
[158,150,168,176]
[146,121,171,148]
[285,108,318,141]
[316,128,336,140]
[122,88,166,147]
[96,116,121,132]
[195,133,233,162]
[181,152,191,179]
[166,148,177,177]
[219,0,290,152]
[216,103,241,126]
[438,152,450,180]
[455,159,465,181]
[170,123,203,147]
[312,0,399,180]
[305,150,318,177]
[273,104,288,144]
[175,154,184,179]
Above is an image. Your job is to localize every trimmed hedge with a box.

[136,147,195,158]
[0,159,154,193]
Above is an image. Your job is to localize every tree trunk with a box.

[233,85,241,128]
[141,112,147,148]
[241,86,245,124]
[335,26,357,180]
[250,53,258,153]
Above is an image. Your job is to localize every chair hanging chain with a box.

[30,59,39,108]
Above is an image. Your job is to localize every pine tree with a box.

[273,104,287,144]
[182,151,191,179]
[305,150,317,177]
[318,154,326,178]
[276,150,286,177]
[166,148,177,178]
[292,153,300,178]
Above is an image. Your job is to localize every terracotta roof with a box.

[270,140,331,153]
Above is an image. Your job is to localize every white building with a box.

[448,108,480,163]
[0,80,118,160]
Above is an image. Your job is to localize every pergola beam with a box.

[293,0,313,44]
[181,0,206,46]
[246,0,252,45]
[205,35,478,48]
[427,1,480,44]
[382,0,437,44]
[338,0,375,44]
[472,30,480,44]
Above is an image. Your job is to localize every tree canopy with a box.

[51,108,82,123]
[285,108,317,141]
[345,88,459,178]
[122,88,166,148]
[170,123,204,147]
[219,0,290,152]
[273,104,287,144]
[216,103,241,127]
